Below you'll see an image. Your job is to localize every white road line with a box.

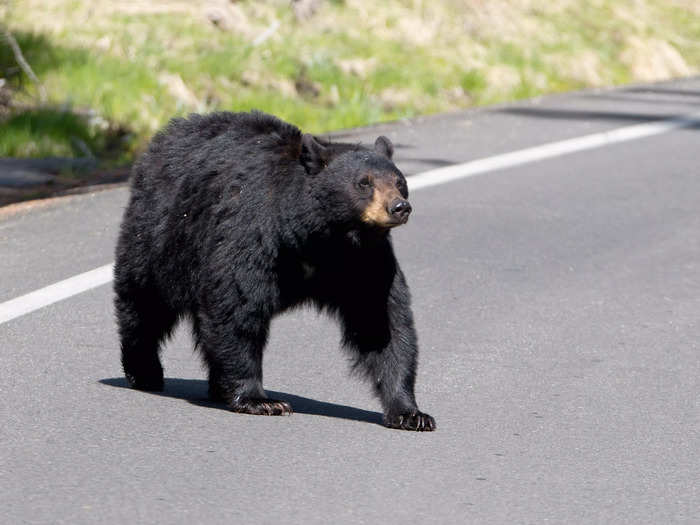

[0,263,114,324]
[407,109,700,191]
[1,109,700,325]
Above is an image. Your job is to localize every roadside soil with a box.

[0,164,130,207]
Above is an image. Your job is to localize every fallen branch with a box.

[1,24,47,103]
[252,19,280,47]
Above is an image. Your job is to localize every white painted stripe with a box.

[1,109,699,325]
[408,110,700,191]
[0,263,114,324]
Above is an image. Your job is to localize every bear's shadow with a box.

[100,377,384,426]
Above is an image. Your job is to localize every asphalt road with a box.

[1,78,699,524]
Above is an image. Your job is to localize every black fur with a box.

[114,110,435,431]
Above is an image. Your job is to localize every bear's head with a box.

[300,134,411,231]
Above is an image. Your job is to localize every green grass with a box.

[0,109,94,157]
[1,0,698,161]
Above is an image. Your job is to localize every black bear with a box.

[114,111,435,431]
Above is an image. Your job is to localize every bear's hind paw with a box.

[228,397,293,416]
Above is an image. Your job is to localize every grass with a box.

[1,108,97,157]
[0,0,698,161]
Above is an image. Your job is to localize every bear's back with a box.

[123,111,311,258]
[159,111,301,146]
[134,111,303,184]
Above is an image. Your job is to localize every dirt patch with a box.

[620,37,691,82]
[0,165,130,208]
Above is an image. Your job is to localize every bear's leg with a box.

[346,332,435,431]
[338,272,436,431]
[116,287,176,391]
[196,312,292,416]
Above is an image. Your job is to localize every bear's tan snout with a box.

[361,180,411,228]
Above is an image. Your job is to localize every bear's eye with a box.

[358,176,372,189]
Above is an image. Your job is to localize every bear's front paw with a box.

[384,410,436,431]
[228,397,293,416]
[125,372,164,392]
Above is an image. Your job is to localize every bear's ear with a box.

[374,136,394,160]
[300,134,329,175]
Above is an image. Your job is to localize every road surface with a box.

[1,77,699,524]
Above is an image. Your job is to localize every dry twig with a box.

[1,24,47,103]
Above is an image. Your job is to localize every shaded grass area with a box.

[0,31,133,160]
[0,109,92,158]
[0,0,698,165]
[0,107,129,159]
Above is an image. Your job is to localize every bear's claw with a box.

[384,410,436,431]
[228,397,293,416]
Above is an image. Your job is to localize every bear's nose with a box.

[389,199,412,221]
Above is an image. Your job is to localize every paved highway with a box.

[1,77,699,523]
